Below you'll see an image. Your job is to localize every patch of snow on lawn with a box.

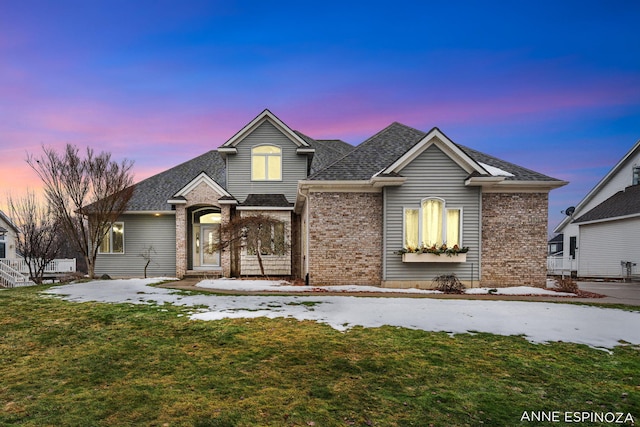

[43,278,640,349]
[196,279,575,296]
[196,278,441,294]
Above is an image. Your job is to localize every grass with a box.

[1,285,639,426]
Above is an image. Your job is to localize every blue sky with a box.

[1,0,639,231]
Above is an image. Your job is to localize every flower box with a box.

[402,253,467,263]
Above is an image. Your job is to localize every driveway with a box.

[578,281,640,306]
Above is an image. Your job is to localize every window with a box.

[0,234,5,259]
[247,222,286,256]
[633,166,640,186]
[569,236,577,260]
[404,198,461,249]
[251,145,282,181]
[99,222,124,254]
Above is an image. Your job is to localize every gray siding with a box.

[384,144,481,283]
[226,121,308,203]
[95,214,176,278]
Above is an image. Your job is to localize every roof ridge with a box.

[308,122,417,180]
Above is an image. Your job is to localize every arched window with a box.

[422,198,444,247]
[403,198,461,250]
[251,145,282,181]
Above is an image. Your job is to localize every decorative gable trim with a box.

[169,172,232,204]
[382,127,488,176]
[220,109,313,150]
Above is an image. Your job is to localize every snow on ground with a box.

[196,278,575,296]
[44,278,640,350]
[196,278,440,294]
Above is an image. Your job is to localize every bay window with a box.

[404,198,461,249]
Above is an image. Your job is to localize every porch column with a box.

[175,205,187,278]
[220,205,234,277]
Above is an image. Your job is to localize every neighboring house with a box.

[548,234,563,256]
[553,139,640,276]
[94,109,566,288]
[0,210,19,260]
[571,184,640,279]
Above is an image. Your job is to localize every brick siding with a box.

[175,181,228,278]
[481,192,548,287]
[307,191,382,285]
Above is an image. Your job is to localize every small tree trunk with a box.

[86,256,95,278]
[256,238,265,277]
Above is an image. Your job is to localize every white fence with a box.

[11,258,77,275]
[547,256,577,276]
[0,259,35,288]
[0,258,76,288]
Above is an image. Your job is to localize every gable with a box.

[398,144,470,179]
[220,109,311,152]
[168,172,232,205]
[384,129,487,177]
[224,119,310,204]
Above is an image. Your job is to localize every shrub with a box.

[432,274,466,294]
[555,277,579,293]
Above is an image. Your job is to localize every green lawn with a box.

[1,285,638,426]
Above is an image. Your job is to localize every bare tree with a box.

[27,144,134,278]
[7,190,61,283]
[138,245,157,278]
[215,214,286,277]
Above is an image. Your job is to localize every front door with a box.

[200,224,220,267]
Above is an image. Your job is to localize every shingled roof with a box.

[573,185,640,223]
[124,121,561,212]
[294,131,354,174]
[125,134,354,211]
[309,122,561,183]
[127,150,226,211]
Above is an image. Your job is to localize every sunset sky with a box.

[1,0,639,232]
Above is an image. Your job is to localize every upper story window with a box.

[633,166,640,186]
[99,222,124,254]
[404,198,461,250]
[251,145,282,181]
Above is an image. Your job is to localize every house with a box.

[571,185,640,279]
[548,234,563,256]
[553,139,640,277]
[94,110,567,288]
[0,210,19,260]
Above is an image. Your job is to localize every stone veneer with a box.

[307,191,382,285]
[175,181,230,278]
[481,192,548,287]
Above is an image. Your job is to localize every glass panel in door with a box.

[201,224,220,266]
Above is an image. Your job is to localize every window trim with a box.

[251,144,282,182]
[99,221,125,254]
[403,198,463,249]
